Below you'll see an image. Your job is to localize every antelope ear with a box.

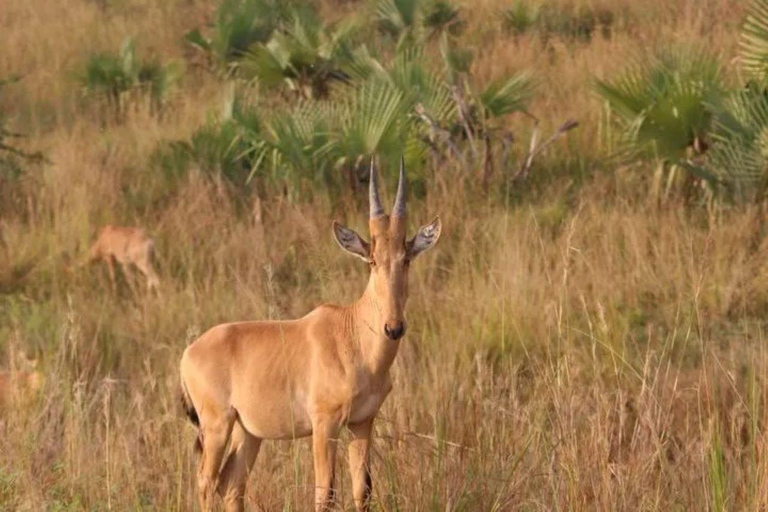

[408,216,442,259]
[333,222,371,262]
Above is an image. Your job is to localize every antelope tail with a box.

[180,377,202,452]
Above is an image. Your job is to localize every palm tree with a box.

[153,90,263,187]
[80,37,182,120]
[162,2,540,196]
[438,35,536,186]
[740,0,768,83]
[240,6,360,98]
[324,78,411,191]
[253,102,332,187]
[374,0,462,48]
[706,85,768,199]
[699,0,768,199]
[185,0,291,75]
[595,48,725,200]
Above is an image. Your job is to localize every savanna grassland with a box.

[2,0,768,510]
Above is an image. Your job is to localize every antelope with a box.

[0,349,43,412]
[86,225,160,292]
[180,158,442,511]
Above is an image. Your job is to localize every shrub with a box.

[595,48,725,163]
[240,6,361,98]
[503,1,617,42]
[374,0,463,48]
[79,37,182,121]
[184,0,294,75]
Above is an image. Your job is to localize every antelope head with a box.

[333,158,441,341]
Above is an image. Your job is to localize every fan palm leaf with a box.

[375,0,419,37]
[325,78,409,168]
[741,0,768,83]
[241,6,359,97]
[387,48,454,122]
[595,48,725,161]
[440,32,473,81]
[80,36,181,116]
[184,0,290,73]
[479,72,535,118]
[262,104,329,181]
[707,86,768,192]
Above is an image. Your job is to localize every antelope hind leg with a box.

[217,422,262,512]
[198,406,237,512]
[312,416,340,511]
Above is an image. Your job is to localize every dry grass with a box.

[2,0,768,510]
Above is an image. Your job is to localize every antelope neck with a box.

[349,278,401,377]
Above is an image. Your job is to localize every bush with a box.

[79,37,182,121]
[374,0,463,47]
[185,0,295,75]
[240,5,361,98]
[595,48,725,162]
[503,1,617,42]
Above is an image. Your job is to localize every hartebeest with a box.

[87,225,160,292]
[180,158,441,511]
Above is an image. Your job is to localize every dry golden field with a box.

[2,0,767,510]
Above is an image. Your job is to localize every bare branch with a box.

[514,119,579,182]
[415,103,465,168]
[451,84,479,162]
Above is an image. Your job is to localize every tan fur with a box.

[0,352,42,413]
[180,167,441,512]
[87,225,160,292]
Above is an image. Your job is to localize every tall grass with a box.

[1,0,766,510]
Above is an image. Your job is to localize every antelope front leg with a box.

[348,418,374,511]
[311,417,340,511]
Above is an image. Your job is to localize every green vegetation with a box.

[79,37,182,120]
[163,31,537,193]
[503,0,618,42]
[184,0,291,73]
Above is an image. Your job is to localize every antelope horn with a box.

[392,156,407,217]
[369,157,384,219]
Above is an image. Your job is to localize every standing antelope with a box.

[180,158,441,511]
[87,225,160,292]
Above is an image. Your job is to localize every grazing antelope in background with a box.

[87,225,160,292]
[0,348,43,413]
[180,158,442,511]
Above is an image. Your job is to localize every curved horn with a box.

[369,157,384,219]
[392,156,407,217]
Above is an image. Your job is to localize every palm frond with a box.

[740,0,768,82]
[375,0,417,36]
[423,0,462,36]
[242,43,289,88]
[262,104,328,181]
[240,5,357,97]
[708,86,768,191]
[80,36,182,116]
[327,78,409,166]
[479,72,535,118]
[595,48,725,161]
[184,29,212,53]
[390,48,454,123]
[440,33,473,80]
